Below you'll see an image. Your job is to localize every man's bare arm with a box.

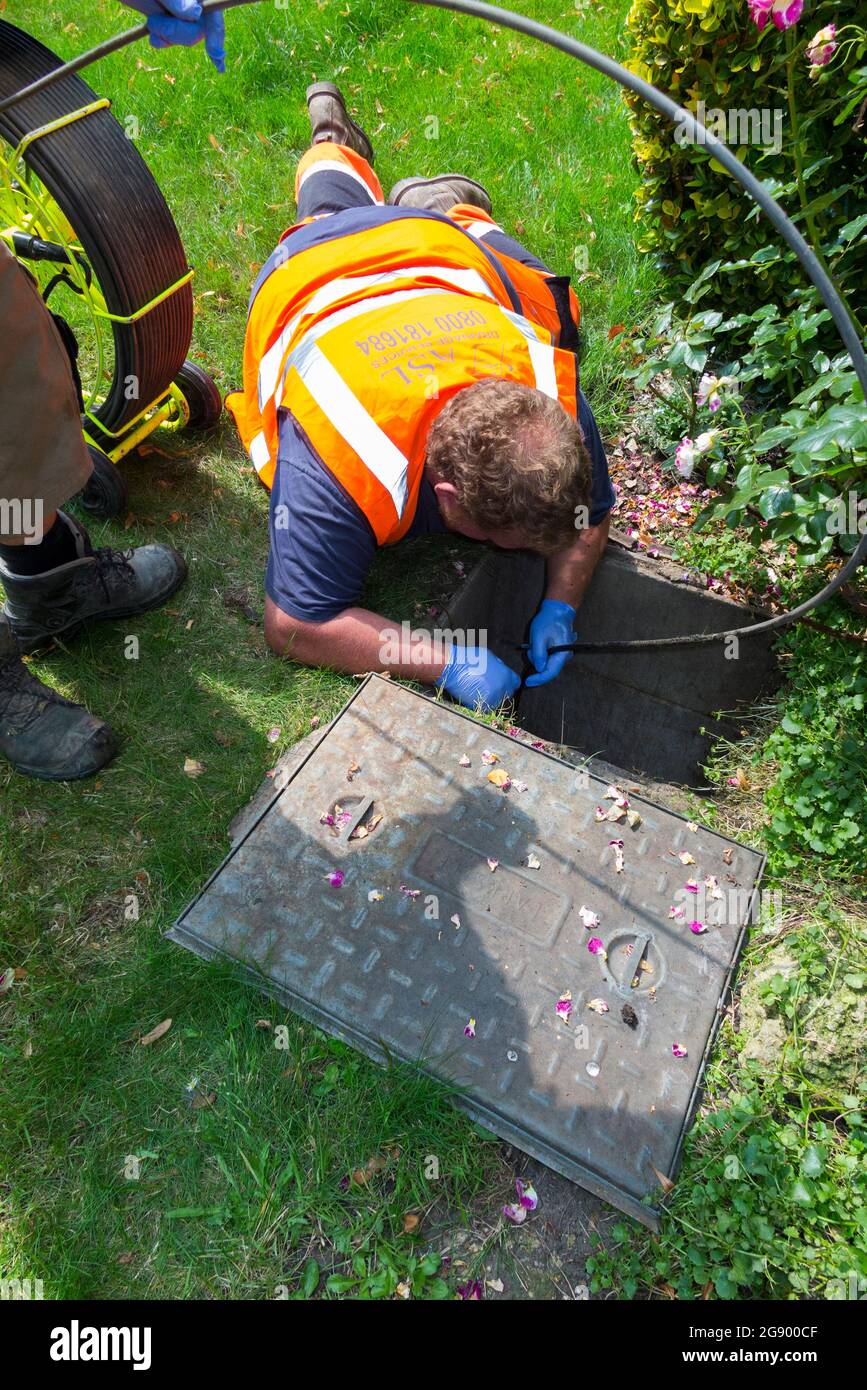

[264,598,450,682]
[544,515,610,611]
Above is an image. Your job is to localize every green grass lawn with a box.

[6,0,862,1305]
[1,0,657,1298]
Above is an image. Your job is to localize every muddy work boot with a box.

[388,175,493,216]
[0,510,187,654]
[0,618,118,781]
[306,81,374,162]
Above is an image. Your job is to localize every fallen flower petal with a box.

[399,884,420,898]
[689,920,707,935]
[319,811,335,827]
[451,913,462,930]
[459,754,471,767]
[516,1179,538,1210]
[587,937,607,958]
[587,998,610,1015]
[672,1042,688,1059]
[503,1202,527,1224]
[685,880,699,893]
[368,890,384,903]
[669,905,685,920]
[457,1280,483,1300]
[487,857,499,872]
[464,1018,476,1038]
[481,749,499,765]
[487,768,511,789]
[527,852,541,870]
[579,905,600,929]
[266,727,281,744]
[327,870,345,888]
[556,990,573,1022]
[678,851,696,865]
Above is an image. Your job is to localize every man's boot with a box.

[388,175,493,216]
[0,617,118,781]
[0,510,187,653]
[306,81,374,162]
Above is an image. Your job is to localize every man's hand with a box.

[525,598,576,689]
[122,1,226,72]
[437,645,521,712]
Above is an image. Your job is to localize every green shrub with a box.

[762,626,866,878]
[625,0,866,327]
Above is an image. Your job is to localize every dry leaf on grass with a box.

[183,758,205,778]
[140,1018,172,1047]
[652,1166,675,1194]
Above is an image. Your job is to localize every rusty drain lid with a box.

[168,675,764,1228]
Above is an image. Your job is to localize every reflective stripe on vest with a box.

[257,264,497,412]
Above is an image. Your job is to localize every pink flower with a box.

[697,374,722,412]
[457,1279,483,1299]
[327,870,344,888]
[675,438,696,479]
[689,920,707,934]
[464,1018,476,1039]
[807,23,836,72]
[747,0,802,30]
[556,991,573,1023]
[672,1042,688,1059]
[587,937,606,956]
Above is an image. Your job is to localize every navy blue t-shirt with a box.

[266,389,615,624]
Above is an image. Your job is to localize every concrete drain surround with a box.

[169,676,764,1228]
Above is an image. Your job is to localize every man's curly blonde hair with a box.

[425,379,591,555]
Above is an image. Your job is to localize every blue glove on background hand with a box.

[438,645,521,712]
[525,598,576,688]
[123,1,226,73]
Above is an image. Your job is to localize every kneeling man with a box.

[227,85,614,710]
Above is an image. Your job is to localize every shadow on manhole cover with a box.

[168,675,764,1227]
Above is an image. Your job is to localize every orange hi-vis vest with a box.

[226,207,581,546]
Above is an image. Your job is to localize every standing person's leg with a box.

[0,245,116,779]
[296,83,382,219]
[0,245,185,779]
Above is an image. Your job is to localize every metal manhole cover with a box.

[168,675,764,1227]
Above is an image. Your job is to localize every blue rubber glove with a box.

[438,645,521,713]
[123,1,226,73]
[525,598,576,688]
